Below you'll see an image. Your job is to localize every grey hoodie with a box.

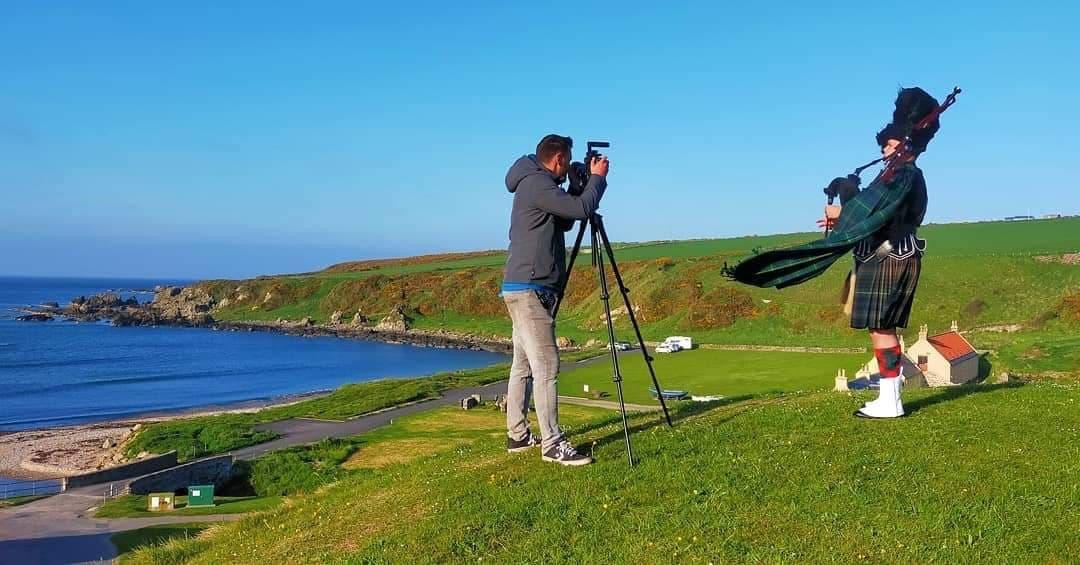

[503,154,607,290]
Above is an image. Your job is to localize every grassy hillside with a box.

[126,381,1080,563]
[195,218,1080,376]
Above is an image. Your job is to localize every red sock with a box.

[875,345,903,378]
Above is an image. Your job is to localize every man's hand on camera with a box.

[590,155,610,178]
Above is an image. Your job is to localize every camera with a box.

[567,141,610,196]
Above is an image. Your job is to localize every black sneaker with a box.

[506,431,541,453]
[542,441,594,466]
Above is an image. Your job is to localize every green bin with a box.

[187,484,215,507]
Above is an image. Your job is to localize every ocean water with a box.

[0,277,506,432]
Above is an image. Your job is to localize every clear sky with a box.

[2,1,1077,279]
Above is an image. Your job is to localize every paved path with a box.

[0,482,240,564]
[0,379,636,563]
[233,381,508,459]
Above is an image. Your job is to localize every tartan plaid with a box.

[850,254,922,329]
[726,164,922,289]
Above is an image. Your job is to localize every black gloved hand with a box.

[824,175,861,204]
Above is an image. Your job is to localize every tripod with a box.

[553,213,674,466]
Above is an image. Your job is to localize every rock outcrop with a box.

[375,304,413,332]
[16,313,54,322]
[149,286,215,326]
[27,286,216,327]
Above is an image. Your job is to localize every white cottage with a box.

[851,321,980,387]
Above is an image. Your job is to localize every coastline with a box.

[0,390,332,480]
[208,319,513,354]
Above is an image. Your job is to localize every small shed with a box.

[187,484,216,508]
[147,492,175,512]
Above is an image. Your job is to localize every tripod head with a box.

[567,140,610,196]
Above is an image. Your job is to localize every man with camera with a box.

[502,134,609,466]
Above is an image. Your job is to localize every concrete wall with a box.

[128,455,234,495]
[62,451,178,490]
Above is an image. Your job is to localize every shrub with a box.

[962,298,987,320]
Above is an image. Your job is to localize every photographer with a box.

[501,134,609,466]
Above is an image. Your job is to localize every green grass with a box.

[124,381,1080,563]
[240,438,362,496]
[559,349,869,404]
[201,218,1080,375]
[95,495,281,518]
[125,350,601,461]
[0,495,49,508]
[113,523,213,563]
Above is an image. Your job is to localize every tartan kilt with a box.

[849,253,922,330]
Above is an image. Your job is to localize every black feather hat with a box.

[876,87,941,154]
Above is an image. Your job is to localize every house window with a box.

[917,355,929,370]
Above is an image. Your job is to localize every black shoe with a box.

[507,431,541,453]
[542,441,594,466]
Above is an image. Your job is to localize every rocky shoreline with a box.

[18,286,513,354]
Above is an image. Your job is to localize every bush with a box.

[123,415,277,461]
[962,298,987,320]
[243,438,361,496]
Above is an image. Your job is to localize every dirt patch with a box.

[971,324,1024,333]
[962,298,987,319]
[1034,253,1080,265]
[1062,293,1080,321]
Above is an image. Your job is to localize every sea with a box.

[0,277,507,433]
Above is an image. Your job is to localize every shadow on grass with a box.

[904,381,1024,415]
[572,395,756,452]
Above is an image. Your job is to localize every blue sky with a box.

[2,1,1077,279]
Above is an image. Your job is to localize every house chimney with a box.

[919,324,928,341]
[899,335,906,351]
[834,369,849,392]
[950,320,959,333]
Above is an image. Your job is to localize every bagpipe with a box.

[723,86,962,290]
[822,87,961,235]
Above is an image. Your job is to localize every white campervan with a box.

[663,336,693,350]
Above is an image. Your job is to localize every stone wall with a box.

[128,455,234,495]
[62,451,179,490]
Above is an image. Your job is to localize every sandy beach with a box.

[0,391,329,479]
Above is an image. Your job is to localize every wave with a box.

[4,364,309,396]
[0,356,142,370]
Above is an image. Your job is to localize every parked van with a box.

[662,336,693,350]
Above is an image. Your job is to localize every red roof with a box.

[927,331,977,363]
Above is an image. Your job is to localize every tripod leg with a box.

[593,216,674,427]
[591,219,635,467]
[553,219,589,319]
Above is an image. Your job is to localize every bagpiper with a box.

[726,86,961,419]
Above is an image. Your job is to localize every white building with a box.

[852,321,980,387]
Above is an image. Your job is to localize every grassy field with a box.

[96,495,281,518]
[560,349,871,404]
[341,403,608,470]
[197,218,1080,376]
[124,350,609,461]
[113,523,212,563]
[124,381,1080,564]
